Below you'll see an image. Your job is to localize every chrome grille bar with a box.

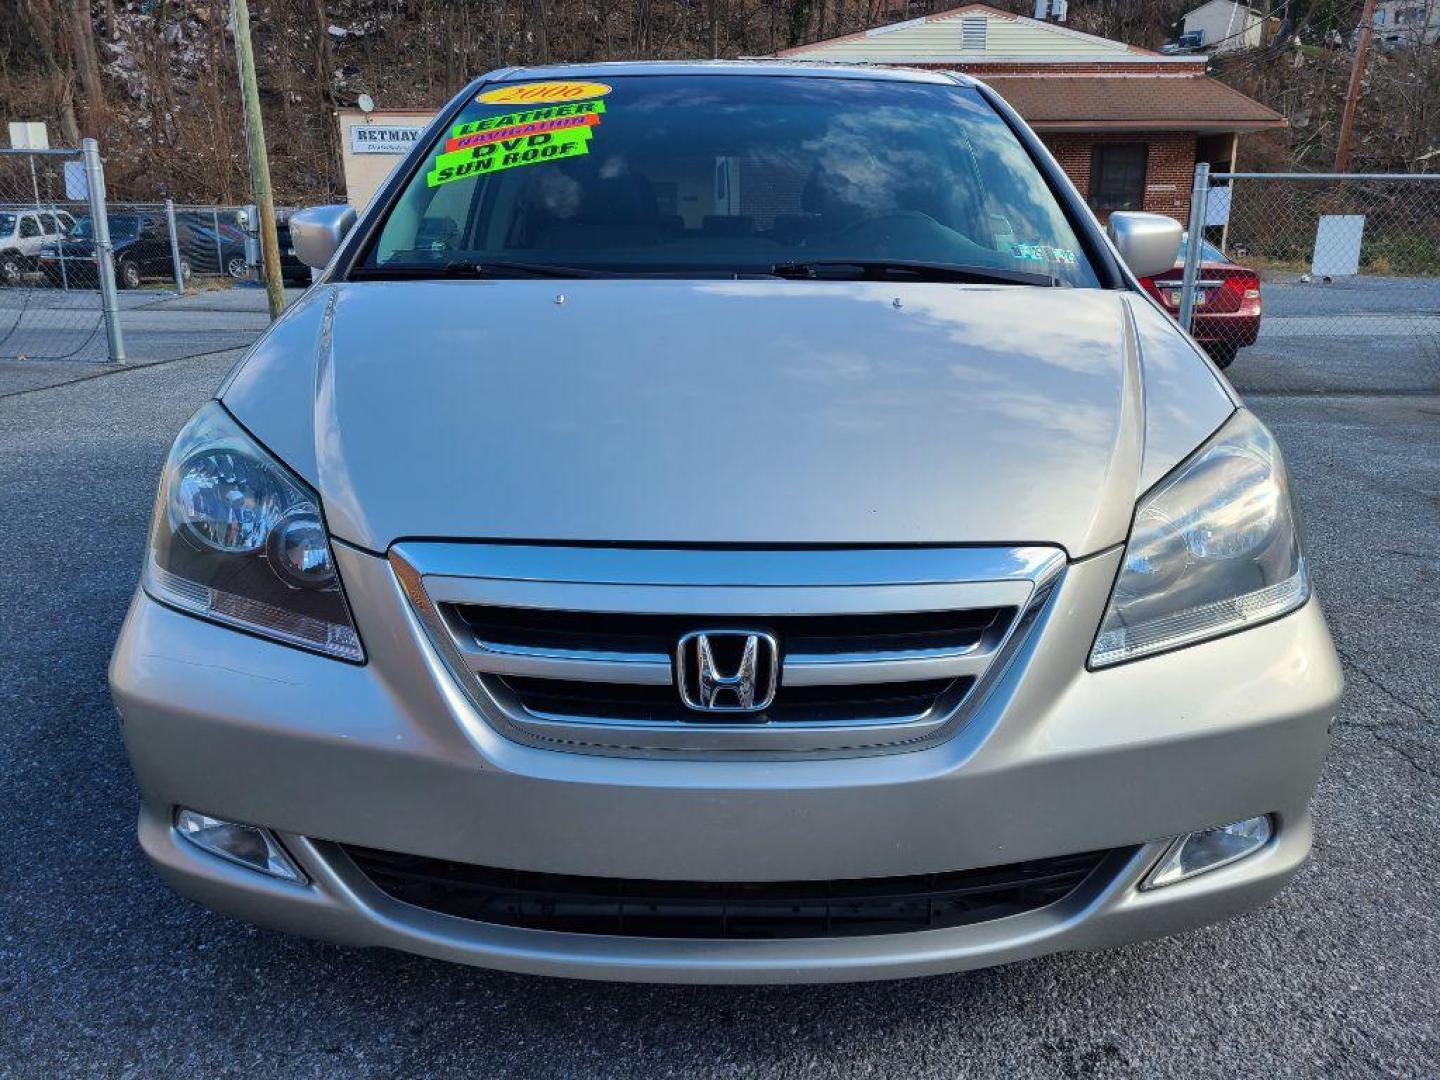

[783,645,993,686]
[452,636,673,685]
[448,623,1000,686]
[392,543,1066,758]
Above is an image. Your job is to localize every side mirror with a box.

[1107,212,1183,280]
[289,204,357,269]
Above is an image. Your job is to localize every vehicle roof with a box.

[481,59,977,87]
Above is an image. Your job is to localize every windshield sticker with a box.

[445,112,601,154]
[476,81,612,106]
[446,100,605,153]
[429,97,608,188]
[427,128,594,187]
[1009,243,1079,265]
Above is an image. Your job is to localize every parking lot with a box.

[1,302,1437,1076]
[0,287,289,395]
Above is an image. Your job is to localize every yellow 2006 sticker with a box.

[476,81,612,106]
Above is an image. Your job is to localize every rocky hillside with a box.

[2,0,1436,203]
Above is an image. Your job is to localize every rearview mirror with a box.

[1107,212,1183,280]
[289,204,357,269]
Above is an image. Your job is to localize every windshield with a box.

[1181,233,1231,264]
[70,215,136,240]
[361,75,1098,286]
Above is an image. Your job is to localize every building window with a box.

[1089,143,1148,212]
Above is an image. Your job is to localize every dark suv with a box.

[40,213,192,289]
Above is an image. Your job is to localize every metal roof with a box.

[777,3,1172,64]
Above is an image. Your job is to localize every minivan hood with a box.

[224,280,1232,555]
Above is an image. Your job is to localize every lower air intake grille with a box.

[343,845,1120,939]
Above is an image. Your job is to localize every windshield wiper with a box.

[768,259,1059,287]
[351,259,614,281]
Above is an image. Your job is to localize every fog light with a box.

[175,808,306,883]
[1142,815,1272,890]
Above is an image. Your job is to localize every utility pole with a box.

[230,0,286,319]
[1334,0,1378,173]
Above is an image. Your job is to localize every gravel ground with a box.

[0,342,1437,1078]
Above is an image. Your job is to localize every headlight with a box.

[143,402,364,661]
[1090,409,1309,668]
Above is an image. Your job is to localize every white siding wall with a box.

[1182,1,1262,54]
[785,10,1135,60]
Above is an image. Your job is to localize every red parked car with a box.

[1140,235,1261,369]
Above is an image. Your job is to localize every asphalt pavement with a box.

[0,314,1437,1076]
[0,285,298,395]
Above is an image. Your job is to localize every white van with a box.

[0,208,76,285]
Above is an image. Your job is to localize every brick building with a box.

[776,3,1286,224]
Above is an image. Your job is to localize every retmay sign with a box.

[350,124,425,155]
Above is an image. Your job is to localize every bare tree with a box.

[202,10,237,202]
[528,0,549,61]
[312,0,342,187]
[64,0,105,129]
[598,0,614,58]
[17,0,83,144]
[632,0,650,54]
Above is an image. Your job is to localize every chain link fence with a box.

[108,202,294,290]
[2,142,303,368]
[1175,169,1440,394]
[172,203,259,285]
[0,148,114,362]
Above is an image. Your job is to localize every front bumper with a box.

[111,544,1343,983]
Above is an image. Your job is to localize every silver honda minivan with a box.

[110,62,1342,983]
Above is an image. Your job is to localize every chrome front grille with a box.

[391,544,1064,758]
[447,605,1010,684]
